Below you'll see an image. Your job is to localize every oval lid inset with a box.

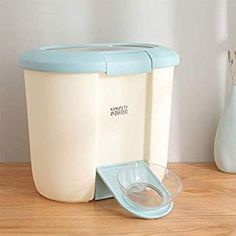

[19,43,179,76]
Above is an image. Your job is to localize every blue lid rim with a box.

[19,43,179,75]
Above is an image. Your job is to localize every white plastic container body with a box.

[24,67,174,202]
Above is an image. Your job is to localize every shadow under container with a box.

[19,43,179,202]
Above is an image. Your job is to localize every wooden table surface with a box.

[0,163,236,236]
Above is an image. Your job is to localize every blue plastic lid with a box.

[19,43,179,76]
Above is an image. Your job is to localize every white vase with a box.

[214,85,236,173]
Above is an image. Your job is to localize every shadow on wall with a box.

[86,0,132,42]
[169,0,229,162]
[86,0,175,44]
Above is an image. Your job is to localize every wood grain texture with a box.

[0,163,236,236]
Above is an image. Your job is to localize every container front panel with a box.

[96,73,147,167]
[96,67,174,170]
[24,71,97,202]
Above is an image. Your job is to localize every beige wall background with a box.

[0,0,236,162]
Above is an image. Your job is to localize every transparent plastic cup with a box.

[117,161,182,210]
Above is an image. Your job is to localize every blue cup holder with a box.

[96,161,182,219]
